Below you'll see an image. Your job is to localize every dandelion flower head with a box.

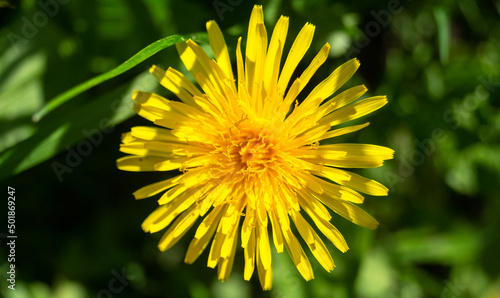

[118,5,394,290]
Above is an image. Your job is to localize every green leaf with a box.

[0,32,208,181]
[32,33,208,122]
[433,7,450,65]
[0,49,46,153]
[0,73,143,181]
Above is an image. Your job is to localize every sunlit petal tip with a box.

[131,90,139,100]
[351,57,361,67]
[252,4,263,13]
[120,132,131,142]
[206,20,215,29]
[149,64,160,75]
[185,39,198,48]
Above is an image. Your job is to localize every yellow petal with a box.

[185,205,227,264]
[245,5,264,97]
[322,95,388,127]
[132,90,171,110]
[299,144,394,168]
[208,200,243,268]
[133,103,193,129]
[324,168,389,196]
[297,43,330,94]
[296,188,332,221]
[275,179,300,211]
[314,178,365,204]
[243,228,256,280]
[220,222,239,259]
[318,122,370,141]
[256,239,273,290]
[277,23,315,92]
[169,100,210,120]
[206,20,234,83]
[290,210,334,272]
[194,205,226,239]
[120,132,135,144]
[316,85,367,119]
[154,158,187,171]
[280,78,301,117]
[158,204,199,251]
[314,166,351,182]
[269,209,284,253]
[165,67,203,97]
[191,95,222,118]
[185,40,225,96]
[207,223,225,268]
[290,210,315,245]
[157,184,194,205]
[250,23,268,106]
[298,195,349,252]
[257,223,271,270]
[263,16,288,98]
[133,177,179,199]
[314,191,379,229]
[130,126,179,142]
[194,73,226,114]
[217,226,238,282]
[236,37,245,97]
[176,40,207,83]
[119,142,175,158]
[142,195,194,234]
[132,103,163,123]
[149,65,200,107]
[282,227,314,281]
[116,156,167,171]
[287,125,330,147]
[295,171,324,194]
[241,207,254,248]
[280,225,301,265]
[310,58,360,101]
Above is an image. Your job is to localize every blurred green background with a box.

[1,0,499,297]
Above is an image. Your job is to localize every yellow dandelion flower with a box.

[118,5,393,290]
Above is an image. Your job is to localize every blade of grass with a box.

[433,7,450,65]
[32,33,207,122]
[0,71,146,181]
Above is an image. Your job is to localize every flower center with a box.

[238,135,277,172]
[225,120,281,174]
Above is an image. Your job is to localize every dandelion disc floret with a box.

[118,5,394,290]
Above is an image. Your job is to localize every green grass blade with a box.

[433,7,450,65]
[0,71,145,181]
[31,33,207,122]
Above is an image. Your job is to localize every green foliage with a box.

[1,0,499,297]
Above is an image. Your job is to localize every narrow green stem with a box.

[32,33,206,122]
